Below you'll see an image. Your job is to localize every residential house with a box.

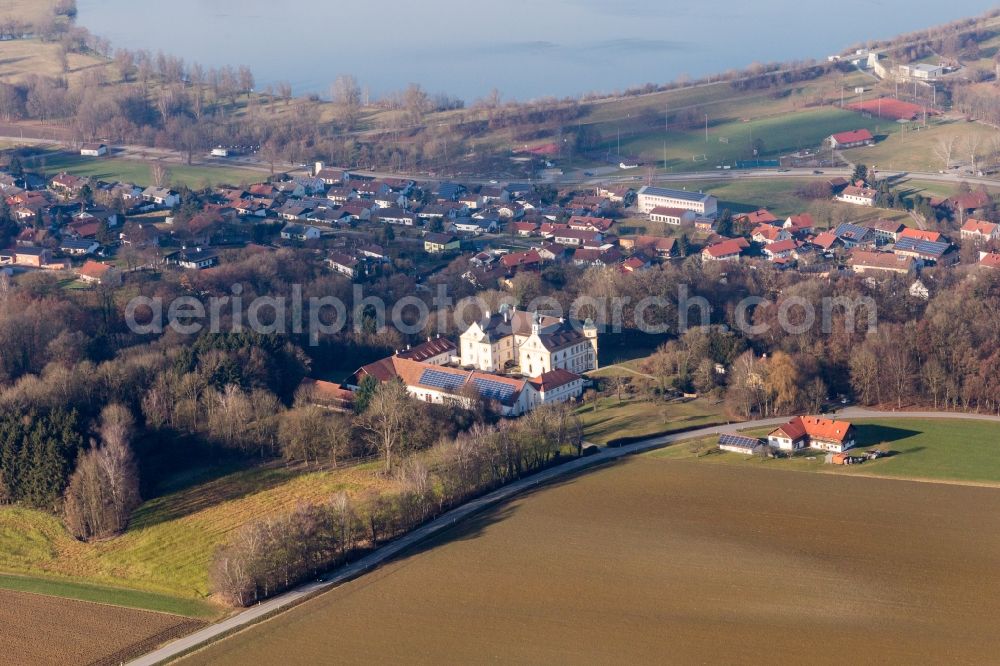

[165,247,219,270]
[899,228,943,243]
[142,187,180,208]
[281,223,322,241]
[567,216,615,233]
[453,217,497,235]
[960,219,1000,244]
[762,238,800,262]
[375,208,417,226]
[832,223,873,248]
[552,228,603,247]
[50,173,88,197]
[864,219,905,244]
[737,209,779,227]
[979,252,1000,269]
[848,249,915,275]
[702,237,748,262]
[424,232,461,253]
[59,238,100,256]
[77,260,121,285]
[752,224,791,245]
[836,184,877,207]
[572,246,622,267]
[622,235,677,259]
[501,249,543,272]
[326,251,360,278]
[767,416,856,453]
[511,221,539,237]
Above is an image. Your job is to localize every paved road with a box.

[129,408,1000,665]
[2,128,999,191]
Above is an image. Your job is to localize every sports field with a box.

[181,456,1000,664]
[0,588,203,666]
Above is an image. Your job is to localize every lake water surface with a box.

[77,0,995,102]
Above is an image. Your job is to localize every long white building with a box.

[637,186,718,218]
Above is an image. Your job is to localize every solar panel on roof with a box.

[718,433,762,448]
[419,369,466,392]
[472,378,516,403]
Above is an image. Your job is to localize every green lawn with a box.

[651,418,1000,485]
[840,118,1000,173]
[661,177,826,217]
[22,150,262,189]
[0,574,218,619]
[0,461,398,604]
[603,107,899,171]
[578,397,726,445]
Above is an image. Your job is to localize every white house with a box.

[142,186,180,208]
[281,223,322,241]
[767,416,856,453]
[836,185,877,207]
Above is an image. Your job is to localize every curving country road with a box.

[128,408,1000,665]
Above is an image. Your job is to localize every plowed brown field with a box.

[184,457,1000,665]
[0,589,202,666]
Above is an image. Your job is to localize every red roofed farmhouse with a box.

[767,416,857,453]
[827,129,875,149]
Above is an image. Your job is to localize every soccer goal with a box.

[718,137,730,144]
[692,154,708,162]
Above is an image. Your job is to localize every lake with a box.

[77,0,995,102]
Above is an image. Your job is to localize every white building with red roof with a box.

[961,219,1000,243]
[827,129,875,149]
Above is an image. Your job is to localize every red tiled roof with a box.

[831,129,874,144]
[899,228,943,243]
[78,260,111,280]
[770,416,853,444]
[529,369,582,393]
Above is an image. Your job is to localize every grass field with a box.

[181,455,1000,665]
[0,587,203,666]
[841,118,1000,173]
[0,461,401,604]
[0,574,217,618]
[654,418,1000,485]
[607,106,900,170]
[24,150,263,189]
[577,396,725,445]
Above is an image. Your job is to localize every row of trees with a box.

[210,403,582,606]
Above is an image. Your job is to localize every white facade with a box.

[637,186,718,218]
[459,309,598,379]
